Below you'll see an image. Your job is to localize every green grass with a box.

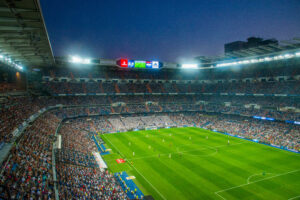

[101,127,300,200]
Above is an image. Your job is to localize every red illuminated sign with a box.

[118,59,128,67]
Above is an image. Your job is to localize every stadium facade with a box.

[0,0,300,199]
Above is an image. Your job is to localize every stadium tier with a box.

[1,1,300,199]
[1,63,300,199]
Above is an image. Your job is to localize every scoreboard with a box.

[117,59,162,69]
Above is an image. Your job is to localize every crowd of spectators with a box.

[0,96,44,142]
[69,113,299,151]
[1,94,299,144]
[56,119,127,200]
[57,164,127,200]
[0,112,60,199]
[0,83,24,93]
[52,102,299,122]
[200,114,300,151]
[0,96,298,199]
[176,113,300,151]
[44,80,300,95]
[1,61,299,199]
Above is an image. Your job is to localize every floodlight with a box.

[278,55,284,59]
[82,58,91,64]
[284,54,293,59]
[70,56,81,63]
[70,56,91,64]
[182,64,198,69]
[0,52,24,71]
[214,49,299,69]
[264,57,272,62]
[258,58,264,62]
[242,60,250,64]
[16,65,23,71]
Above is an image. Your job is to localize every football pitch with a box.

[101,127,300,200]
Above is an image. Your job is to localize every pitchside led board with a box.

[117,59,162,69]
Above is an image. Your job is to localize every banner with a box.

[92,152,107,171]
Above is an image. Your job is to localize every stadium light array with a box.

[181,64,198,69]
[216,51,300,68]
[0,53,23,71]
[69,56,91,64]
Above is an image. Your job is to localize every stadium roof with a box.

[196,38,300,64]
[0,0,54,68]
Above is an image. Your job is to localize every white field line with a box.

[215,192,227,200]
[103,131,246,162]
[215,169,300,199]
[130,161,167,200]
[124,141,246,161]
[103,135,167,200]
[102,135,133,170]
[289,195,300,200]
[246,173,273,184]
[102,144,217,162]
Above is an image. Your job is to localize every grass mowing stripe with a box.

[215,169,300,196]
[221,169,300,200]
[218,143,285,174]
[103,133,167,200]
[113,131,188,199]
[102,127,300,200]
[130,132,217,199]
[125,129,246,161]
[289,195,300,200]
[123,129,248,199]
[124,136,251,192]
[114,130,214,199]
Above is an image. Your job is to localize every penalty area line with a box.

[215,168,300,199]
[246,172,273,184]
[103,135,167,200]
[289,195,300,200]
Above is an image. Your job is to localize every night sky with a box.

[41,0,300,62]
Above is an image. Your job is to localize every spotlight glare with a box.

[83,58,91,64]
[16,65,23,70]
[70,56,81,63]
[182,64,198,69]
[242,60,250,64]
[70,56,91,64]
[284,54,293,59]
[264,57,272,62]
